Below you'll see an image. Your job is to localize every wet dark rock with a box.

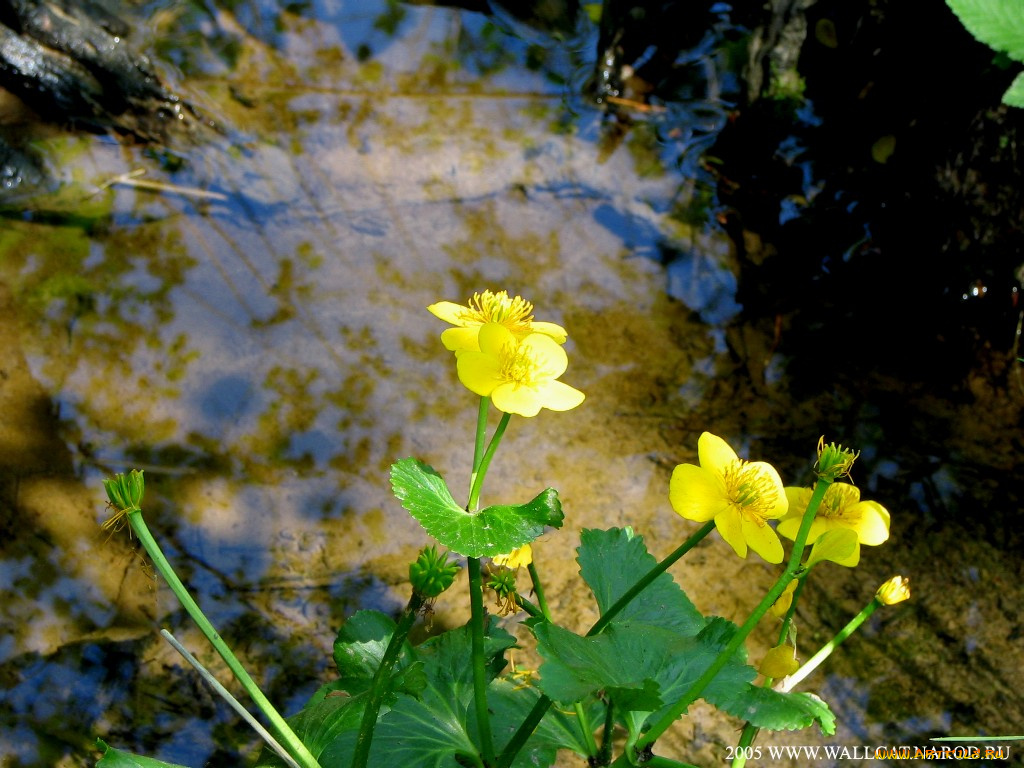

[0,0,209,140]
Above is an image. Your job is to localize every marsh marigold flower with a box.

[428,290,567,352]
[669,432,789,564]
[456,322,584,417]
[777,483,890,567]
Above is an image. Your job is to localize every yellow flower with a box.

[492,544,533,569]
[428,290,567,352]
[777,483,890,566]
[669,432,789,564]
[456,323,584,417]
[876,575,911,605]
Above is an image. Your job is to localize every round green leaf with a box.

[390,458,563,557]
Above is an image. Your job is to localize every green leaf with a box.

[947,0,1024,62]
[576,527,705,635]
[390,458,563,557]
[1004,71,1024,107]
[360,621,518,768]
[332,610,413,693]
[95,739,192,768]
[534,622,675,710]
[712,686,836,735]
[534,617,835,740]
[488,678,604,765]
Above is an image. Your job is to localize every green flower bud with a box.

[486,567,519,616]
[102,470,145,531]
[815,437,859,482]
[103,469,145,512]
[409,545,460,598]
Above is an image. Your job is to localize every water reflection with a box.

[1,1,1023,766]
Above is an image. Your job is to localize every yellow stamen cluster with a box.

[818,483,861,522]
[499,342,539,387]
[723,460,779,526]
[461,290,535,334]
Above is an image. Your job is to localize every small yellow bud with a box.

[759,644,800,678]
[876,575,911,605]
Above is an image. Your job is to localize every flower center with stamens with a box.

[460,290,535,334]
[499,342,539,387]
[819,484,861,521]
[722,460,778,526]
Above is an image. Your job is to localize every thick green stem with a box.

[352,592,426,768]
[634,478,833,757]
[468,557,496,766]
[588,521,715,637]
[127,512,321,768]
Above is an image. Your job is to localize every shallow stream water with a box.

[1,2,1023,767]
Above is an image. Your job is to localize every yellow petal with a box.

[759,645,800,678]
[698,432,739,473]
[491,383,544,417]
[478,322,515,355]
[853,501,890,545]
[669,464,726,522]
[535,380,585,412]
[427,301,470,325]
[746,461,789,519]
[493,544,533,569]
[742,517,784,564]
[440,326,482,351]
[784,486,813,514]
[519,333,568,378]
[776,516,801,540]
[528,321,568,343]
[715,508,747,558]
[457,352,503,397]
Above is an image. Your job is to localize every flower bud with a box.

[103,469,145,512]
[815,437,859,482]
[409,545,460,598]
[876,575,911,605]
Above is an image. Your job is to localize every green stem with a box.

[468,557,496,766]
[733,577,808,766]
[779,597,882,692]
[514,593,544,619]
[634,478,833,756]
[499,521,718,768]
[468,412,512,510]
[588,521,715,637]
[352,591,426,768]
[127,512,321,768]
[597,698,615,767]
[470,397,490,485]
[527,562,551,620]
[496,694,553,768]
